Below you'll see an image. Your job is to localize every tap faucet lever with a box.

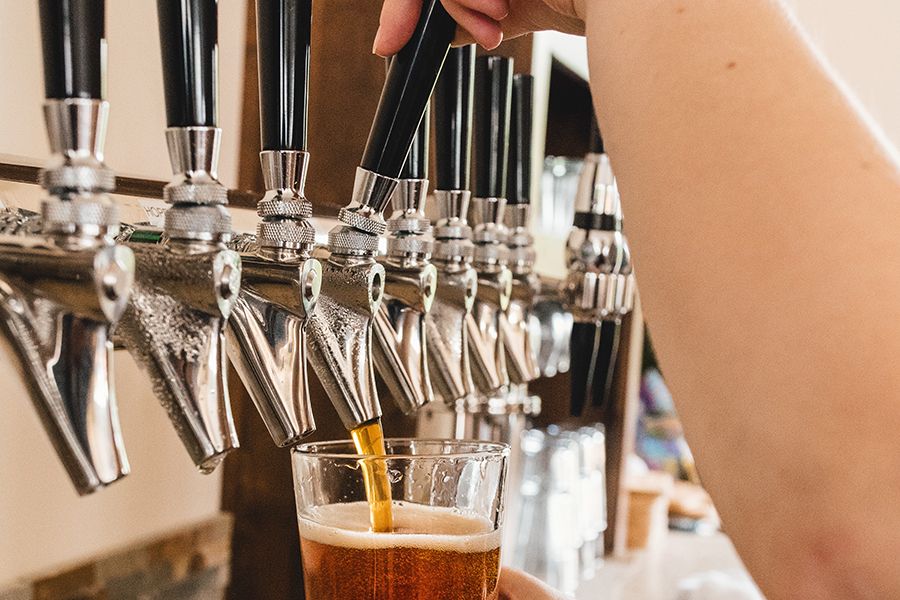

[563,116,636,416]
[311,1,455,431]
[226,0,320,447]
[501,74,540,386]
[338,0,456,239]
[0,0,137,495]
[463,55,514,407]
[115,0,240,472]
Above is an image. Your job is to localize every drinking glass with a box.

[292,438,509,600]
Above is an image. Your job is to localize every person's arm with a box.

[376,2,900,599]
[586,2,900,599]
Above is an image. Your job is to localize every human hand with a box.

[373,0,585,57]
[499,568,570,600]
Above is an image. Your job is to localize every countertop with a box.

[574,532,761,600]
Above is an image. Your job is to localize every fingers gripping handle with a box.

[39,0,105,100]
[256,0,311,151]
[157,0,218,128]
[360,0,456,179]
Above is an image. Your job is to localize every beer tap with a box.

[501,74,541,414]
[224,0,320,447]
[372,101,438,416]
[0,0,135,494]
[307,0,455,431]
[115,0,241,472]
[421,45,480,436]
[461,55,515,439]
[562,120,636,416]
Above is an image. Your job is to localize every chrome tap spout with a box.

[9,0,136,495]
[307,243,385,431]
[226,150,321,447]
[373,104,438,415]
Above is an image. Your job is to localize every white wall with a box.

[0,0,248,584]
[788,0,900,148]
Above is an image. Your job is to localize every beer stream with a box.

[350,418,394,532]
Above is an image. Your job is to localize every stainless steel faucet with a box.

[115,0,240,472]
[0,1,135,495]
[225,0,321,447]
[418,45,481,439]
[562,121,636,415]
[501,74,541,418]
[462,55,516,438]
[373,102,438,416]
[307,0,456,431]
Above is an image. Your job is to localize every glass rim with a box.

[293,438,510,461]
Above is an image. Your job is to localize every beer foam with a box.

[298,502,502,553]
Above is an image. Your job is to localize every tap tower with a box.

[306,0,456,434]
[225,0,321,448]
[0,0,135,495]
[563,120,636,415]
[464,55,515,440]
[116,0,242,473]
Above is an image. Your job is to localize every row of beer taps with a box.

[0,0,635,497]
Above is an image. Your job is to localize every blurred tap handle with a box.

[589,113,605,155]
[433,45,475,191]
[474,55,514,199]
[569,320,621,416]
[157,0,218,128]
[506,73,534,206]
[256,0,311,151]
[360,0,456,178]
[39,0,105,100]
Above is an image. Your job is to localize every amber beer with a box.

[349,419,393,532]
[299,502,501,600]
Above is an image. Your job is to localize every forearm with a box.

[583,1,900,598]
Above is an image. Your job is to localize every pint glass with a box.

[292,439,509,600]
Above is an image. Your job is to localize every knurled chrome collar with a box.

[336,168,398,236]
[386,235,433,257]
[257,197,312,219]
[386,216,431,235]
[41,197,119,229]
[473,242,509,268]
[164,179,229,206]
[434,222,472,241]
[165,204,232,241]
[433,238,475,262]
[257,220,316,248]
[338,206,387,236]
[328,226,381,255]
[40,164,115,194]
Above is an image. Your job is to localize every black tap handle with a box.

[589,113,605,154]
[591,320,621,410]
[433,45,475,191]
[39,0,105,99]
[474,55,513,199]
[569,322,599,417]
[256,0,311,151]
[400,103,429,180]
[506,74,533,206]
[569,320,620,416]
[360,0,456,178]
[157,0,218,128]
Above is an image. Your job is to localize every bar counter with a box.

[576,532,761,600]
